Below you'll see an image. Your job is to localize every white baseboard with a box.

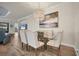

[61,43,75,48]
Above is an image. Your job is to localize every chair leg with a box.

[35,49,38,56]
[41,46,44,51]
[43,45,45,51]
[26,44,28,51]
[28,45,30,52]
[22,43,23,49]
[26,44,27,51]
[58,46,61,56]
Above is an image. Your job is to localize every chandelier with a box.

[33,3,45,21]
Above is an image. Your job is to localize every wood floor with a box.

[0,32,76,56]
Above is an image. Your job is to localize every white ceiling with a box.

[0,2,60,21]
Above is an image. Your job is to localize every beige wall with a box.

[44,3,75,46]
[73,3,79,49]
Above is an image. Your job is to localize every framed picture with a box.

[39,11,58,28]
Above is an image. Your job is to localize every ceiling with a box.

[0,2,60,21]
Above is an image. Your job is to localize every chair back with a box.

[44,31,53,39]
[19,30,27,44]
[26,30,38,48]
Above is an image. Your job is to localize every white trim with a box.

[17,14,33,22]
[61,43,75,48]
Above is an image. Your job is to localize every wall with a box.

[9,20,15,34]
[20,15,39,31]
[45,3,79,49]
[72,3,79,54]
[41,3,75,46]
[47,3,75,46]
[20,3,75,46]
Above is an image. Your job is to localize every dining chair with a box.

[44,31,53,39]
[38,32,44,41]
[19,30,28,50]
[26,30,44,55]
[47,30,63,56]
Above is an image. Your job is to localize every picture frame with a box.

[39,11,58,28]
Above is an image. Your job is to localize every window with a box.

[0,22,9,33]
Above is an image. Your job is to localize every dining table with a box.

[37,31,53,50]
